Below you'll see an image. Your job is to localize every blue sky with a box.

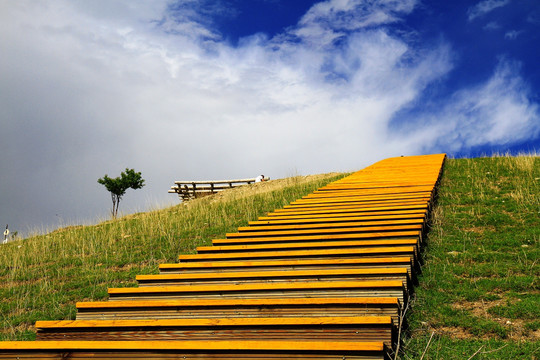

[0,0,539,235]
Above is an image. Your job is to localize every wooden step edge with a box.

[76,297,400,309]
[315,183,436,190]
[293,191,433,202]
[302,189,434,199]
[177,246,416,261]
[261,209,429,219]
[36,316,394,329]
[226,225,423,238]
[211,234,420,246]
[108,280,406,295]
[211,236,421,247]
[278,203,430,211]
[136,268,410,281]
[280,203,430,211]
[240,219,424,230]
[262,209,429,219]
[248,213,427,225]
[202,239,419,252]
[0,340,386,353]
[159,256,413,270]
[211,231,422,244]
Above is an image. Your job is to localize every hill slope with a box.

[1,155,538,360]
[403,154,539,359]
[0,173,344,341]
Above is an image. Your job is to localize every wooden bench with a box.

[169,177,269,201]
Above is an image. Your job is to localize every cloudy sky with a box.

[1,0,539,236]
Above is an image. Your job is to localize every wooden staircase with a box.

[0,154,446,360]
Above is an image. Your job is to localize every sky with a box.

[1,0,539,236]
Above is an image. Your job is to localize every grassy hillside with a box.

[1,155,538,359]
[0,173,345,340]
[403,154,539,359]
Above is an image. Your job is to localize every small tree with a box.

[98,168,145,218]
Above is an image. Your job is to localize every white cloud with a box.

[504,30,523,39]
[483,21,501,30]
[401,59,540,153]
[468,0,510,21]
[0,0,538,234]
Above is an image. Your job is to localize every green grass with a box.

[0,173,345,340]
[1,154,538,359]
[402,154,539,359]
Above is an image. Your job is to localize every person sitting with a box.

[255,175,265,183]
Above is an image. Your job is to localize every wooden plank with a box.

[159,256,414,276]
[263,207,429,218]
[77,297,399,309]
[174,178,260,185]
[273,204,429,214]
[107,280,408,303]
[177,246,417,262]
[282,198,432,209]
[203,239,419,253]
[0,340,388,360]
[290,195,432,206]
[248,213,426,226]
[75,297,401,322]
[226,225,423,238]
[241,219,424,231]
[209,232,421,246]
[138,268,409,282]
[35,317,395,344]
[37,316,393,328]
[300,187,434,199]
[136,268,411,291]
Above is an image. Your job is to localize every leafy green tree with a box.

[98,168,145,218]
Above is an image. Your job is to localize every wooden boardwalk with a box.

[0,154,446,360]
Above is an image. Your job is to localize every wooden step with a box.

[275,203,430,213]
[314,182,436,190]
[35,317,395,346]
[281,196,431,208]
[107,280,408,304]
[218,230,422,244]
[261,207,428,220]
[286,199,430,209]
[227,224,423,238]
[0,340,390,360]
[291,193,433,205]
[298,188,433,198]
[241,218,424,231]
[300,186,434,199]
[75,297,401,323]
[249,212,427,226]
[136,268,411,292]
[177,246,417,264]
[159,257,414,276]
[200,239,420,258]
[213,231,421,245]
